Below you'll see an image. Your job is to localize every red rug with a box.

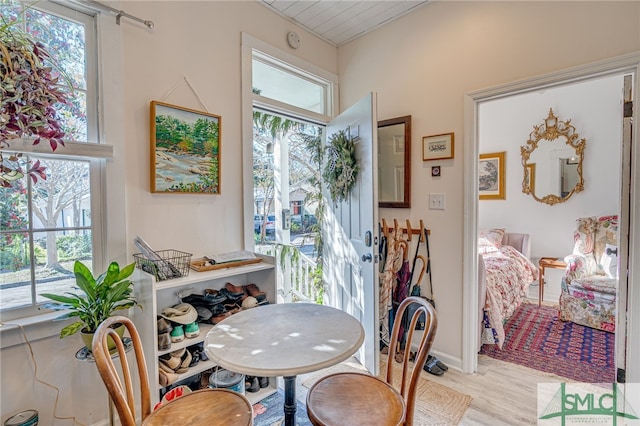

[480,302,615,383]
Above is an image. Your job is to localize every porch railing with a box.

[255,243,322,304]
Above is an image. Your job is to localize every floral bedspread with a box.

[480,245,539,348]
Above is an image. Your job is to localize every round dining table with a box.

[204,302,365,426]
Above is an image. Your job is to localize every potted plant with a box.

[40,260,140,350]
[1,14,70,188]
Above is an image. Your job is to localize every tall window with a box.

[0,1,99,313]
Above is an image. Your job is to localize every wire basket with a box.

[133,249,192,281]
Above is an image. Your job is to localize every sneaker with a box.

[170,325,185,343]
[185,322,200,338]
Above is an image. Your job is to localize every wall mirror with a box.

[378,115,411,208]
[521,109,586,206]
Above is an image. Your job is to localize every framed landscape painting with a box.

[150,101,221,194]
[479,151,505,200]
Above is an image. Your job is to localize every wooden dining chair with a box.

[93,316,253,426]
[306,297,438,426]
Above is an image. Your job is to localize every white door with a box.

[616,74,633,380]
[322,93,379,374]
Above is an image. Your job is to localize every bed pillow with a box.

[479,228,505,248]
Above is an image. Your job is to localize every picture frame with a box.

[479,151,505,200]
[422,132,454,161]
[150,101,221,194]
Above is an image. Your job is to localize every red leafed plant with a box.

[1,17,69,188]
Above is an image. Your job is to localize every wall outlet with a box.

[429,193,446,210]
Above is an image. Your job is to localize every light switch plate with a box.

[429,193,446,210]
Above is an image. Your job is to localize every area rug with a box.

[302,358,472,426]
[480,302,615,383]
[253,390,311,426]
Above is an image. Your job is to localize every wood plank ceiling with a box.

[260,0,430,47]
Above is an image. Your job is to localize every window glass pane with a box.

[0,158,91,310]
[31,158,91,231]
[26,8,87,90]
[0,166,29,233]
[33,230,92,305]
[26,6,89,141]
[0,233,33,310]
[253,59,326,114]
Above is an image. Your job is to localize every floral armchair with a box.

[559,215,618,332]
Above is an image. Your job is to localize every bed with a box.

[478,229,539,349]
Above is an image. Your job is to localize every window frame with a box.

[241,33,338,250]
[0,1,108,321]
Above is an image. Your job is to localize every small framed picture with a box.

[479,151,505,200]
[431,166,441,177]
[422,132,454,161]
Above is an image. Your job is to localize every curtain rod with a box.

[85,0,154,29]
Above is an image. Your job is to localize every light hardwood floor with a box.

[296,354,571,425]
[428,354,569,425]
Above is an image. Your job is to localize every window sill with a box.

[0,311,73,350]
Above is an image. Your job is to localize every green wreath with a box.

[323,129,359,204]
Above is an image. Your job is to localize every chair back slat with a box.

[93,316,152,426]
[385,297,438,426]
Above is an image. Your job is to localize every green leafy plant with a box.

[40,260,139,338]
[1,13,70,187]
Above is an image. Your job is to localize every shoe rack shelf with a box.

[131,252,277,407]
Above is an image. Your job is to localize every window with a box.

[0,1,101,315]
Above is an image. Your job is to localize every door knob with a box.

[361,253,373,262]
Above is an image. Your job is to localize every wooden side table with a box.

[538,257,567,306]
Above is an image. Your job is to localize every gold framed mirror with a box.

[378,115,411,208]
[521,109,586,206]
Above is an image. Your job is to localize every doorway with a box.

[462,54,640,382]
[477,73,624,380]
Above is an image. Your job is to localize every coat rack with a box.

[380,218,430,241]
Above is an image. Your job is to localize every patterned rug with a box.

[480,302,615,383]
[253,390,311,426]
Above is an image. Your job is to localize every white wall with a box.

[120,1,337,258]
[337,1,639,362]
[1,3,337,424]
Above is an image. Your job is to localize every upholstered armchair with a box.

[559,215,618,332]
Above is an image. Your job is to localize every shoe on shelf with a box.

[159,350,182,371]
[159,369,178,387]
[185,322,200,338]
[244,283,267,302]
[158,332,171,351]
[258,377,269,388]
[170,325,185,343]
[174,349,192,374]
[157,316,173,334]
[223,283,246,301]
[211,312,232,324]
[245,376,260,393]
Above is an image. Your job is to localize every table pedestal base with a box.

[284,375,297,426]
